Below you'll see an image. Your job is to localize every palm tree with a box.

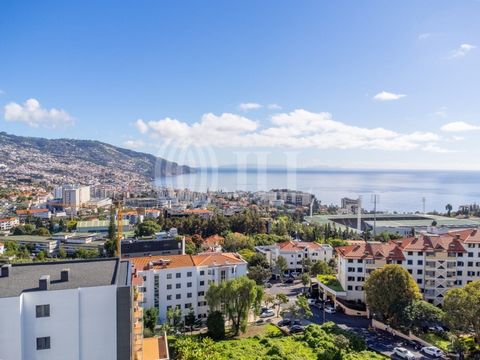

[446,204,453,217]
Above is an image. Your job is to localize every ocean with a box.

[155,169,480,213]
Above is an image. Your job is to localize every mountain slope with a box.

[0,132,194,187]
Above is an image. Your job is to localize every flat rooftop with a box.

[0,258,127,298]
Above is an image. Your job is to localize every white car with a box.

[324,307,336,314]
[392,347,415,360]
[260,309,275,318]
[307,298,316,305]
[421,346,444,358]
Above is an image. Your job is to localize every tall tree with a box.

[143,307,159,334]
[364,265,421,326]
[444,280,480,343]
[105,207,118,257]
[206,276,263,335]
[445,204,453,217]
[184,306,196,335]
[275,256,288,282]
[404,300,444,331]
[300,273,311,293]
[275,293,289,317]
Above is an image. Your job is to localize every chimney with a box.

[39,275,50,290]
[1,264,12,277]
[61,268,70,282]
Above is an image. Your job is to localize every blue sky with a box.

[1,0,479,170]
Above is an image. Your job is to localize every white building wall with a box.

[0,296,23,360]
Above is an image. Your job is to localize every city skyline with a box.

[1,1,480,170]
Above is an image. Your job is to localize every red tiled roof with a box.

[16,209,49,215]
[336,241,405,260]
[192,252,245,266]
[278,240,323,251]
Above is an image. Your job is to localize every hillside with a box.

[0,132,194,188]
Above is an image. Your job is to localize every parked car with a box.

[307,298,316,305]
[428,325,445,333]
[289,325,305,333]
[324,307,336,314]
[392,347,415,360]
[277,319,291,327]
[421,346,444,358]
[256,319,265,324]
[260,309,275,318]
[290,272,299,278]
[402,340,422,350]
[284,278,294,284]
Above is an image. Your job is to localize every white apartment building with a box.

[62,185,91,208]
[0,258,133,360]
[258,240,334,273]
[0,216,20,231]
[131,253,247,323]
[335,229,480,306]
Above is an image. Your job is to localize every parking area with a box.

[265,279,446,360]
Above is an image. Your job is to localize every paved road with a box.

[266,280,443,360]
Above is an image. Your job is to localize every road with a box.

[266,280,443,360]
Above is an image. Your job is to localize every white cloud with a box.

[238,102,262,111]
[373,91,406,101]
[134,119,149,134]
[450,43,476,58]
[418,33,432,40]
[267,103,282,110]
[441,121,480,132]
[135,109,445,152]
[432,106,448,118]
[123,139,145,149]
[4,98,74,128]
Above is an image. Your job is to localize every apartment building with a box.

[0,258,132,360]
[16,209,52,221]
[131,253,247,323]
[4,235,59,255]
[62,185,91,208]
[0,216,20,231]
[335,229,480,306]
[257,240,334,273]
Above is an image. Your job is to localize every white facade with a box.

[62,185,91,208]
[0,217,20,231]
[133,253,248,323]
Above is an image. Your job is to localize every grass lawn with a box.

[317,274,344,292]
[418,332,451,352]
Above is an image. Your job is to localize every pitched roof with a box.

[336,241,405,260]
[203,234,224,248]
[278,240,323,252]
[192,252,245,266]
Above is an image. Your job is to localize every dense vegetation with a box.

[170,323,385,360]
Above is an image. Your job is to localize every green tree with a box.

[247,265,271,285]
[167,306,183,334]
[57,247,67,259]
[445,203,453,217]
[223,232,254,252]
[173,337,221,360]
[184,306,196,335]
[35,250,46,261]
[404,300,444,331]
[364,264,421,326]
[34,227,51,236]
[275,293,289,317]
[311,260,333,276]
[206,276,263,335]
[296,295,313,320]
[444,280,480,343]
[275,256,288,282]
[300,273,311,293]
[206,311,225,340]
[143,307,159,334]
[247,252,269,268]
[135,219,161,237]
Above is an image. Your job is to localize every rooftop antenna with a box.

[371,194,379,239]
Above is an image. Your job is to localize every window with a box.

[348,259,353,263]
[200,281,205,286]
[408,269,412,274]
[187,271,192,277]
[417,279,422,284]
[167,295,172,300]
[357,259,363,263]
[457,261,464,266]
[468,262,474,267]
[407,260,413,265]
[417,269,423,275]
[417,260,423,265]
[397,260,402,265]
[167,273,172,279]
[167,284,172,290]
[176,272,181,278]
[187,292,192,298]
[468,252,474,258]
[418,252,423,256]
[357,267,363,272]
[408,251,413,256]
[185,303,192,309]
[176,283,181,289]
[200,270,205,276]
[36,305,50,318]
[348,267,355,272]
[167,305,172,311]
[347,285,353,290]
[198,291,205,296]
[457,271,463,276]
[36,337,50,350]
[347,276,355,281]
[176,294,181,300]
[187,282,192,288]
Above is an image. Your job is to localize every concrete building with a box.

[62,185,91,209]
[335,229,480,306]
[131,253,247,323]
[3,235,59,255]
[257,240,334,274]
[0,216,20,231]
[16,209,52,221]
[0,258,132,360]
[76,219,132,233]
